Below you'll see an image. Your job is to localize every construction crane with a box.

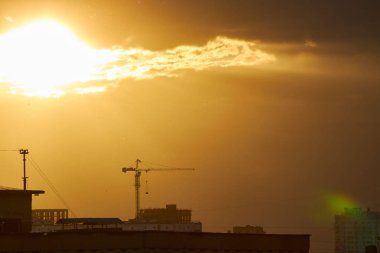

[122,159,194,219]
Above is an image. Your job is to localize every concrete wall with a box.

[0,231,310,253]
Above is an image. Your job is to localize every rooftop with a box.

[0,187,45,195]
[57,218,124,225]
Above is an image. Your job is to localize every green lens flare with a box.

[308,192,360,225]
[325,193,358,214]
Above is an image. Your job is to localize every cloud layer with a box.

[97,37,275,80]
[0,21,275,97]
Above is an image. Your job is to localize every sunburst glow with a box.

[0,20,117,97]
[0,20,276,97]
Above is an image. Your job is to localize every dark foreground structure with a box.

[0,189,44,233]
[0,189,309,253]
[0,231,310,253]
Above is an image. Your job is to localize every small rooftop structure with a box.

[0,188,45,232]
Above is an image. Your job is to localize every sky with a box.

[0,1,380,252]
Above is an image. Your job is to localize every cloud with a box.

[0,20,275,97]
[96,37,275,81]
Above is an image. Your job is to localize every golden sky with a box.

[0,1,380,252]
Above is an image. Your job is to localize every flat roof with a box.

[0,189,45,195]
[57,218,124,225]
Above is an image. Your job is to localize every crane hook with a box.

[145,171,149,194]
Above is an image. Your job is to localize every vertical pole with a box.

[19,149,29,190]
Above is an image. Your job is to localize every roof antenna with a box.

[19,149,29,190]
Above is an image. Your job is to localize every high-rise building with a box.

[335,208,380,253]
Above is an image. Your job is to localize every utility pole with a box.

[19,149,29,190]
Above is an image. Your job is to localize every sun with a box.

[0,20,115,97]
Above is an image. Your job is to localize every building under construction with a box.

[33,209,69,225]
[124,204,201,232]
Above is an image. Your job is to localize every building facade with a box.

[335,208,380,253]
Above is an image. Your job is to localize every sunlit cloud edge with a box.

[0,20,276,97]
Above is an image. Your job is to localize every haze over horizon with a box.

[1,1,380,253]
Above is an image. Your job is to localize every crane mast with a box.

[122,159,194,219]
[134,159,141,219]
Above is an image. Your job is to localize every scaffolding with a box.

[32,209,68,225]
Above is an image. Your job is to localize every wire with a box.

[0,149,19,152]
[142,160,178,168]
[29,156,77,218]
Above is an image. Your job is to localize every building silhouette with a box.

[32,205,202,232]
[335,208,380,253]
[0,187,310,252]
